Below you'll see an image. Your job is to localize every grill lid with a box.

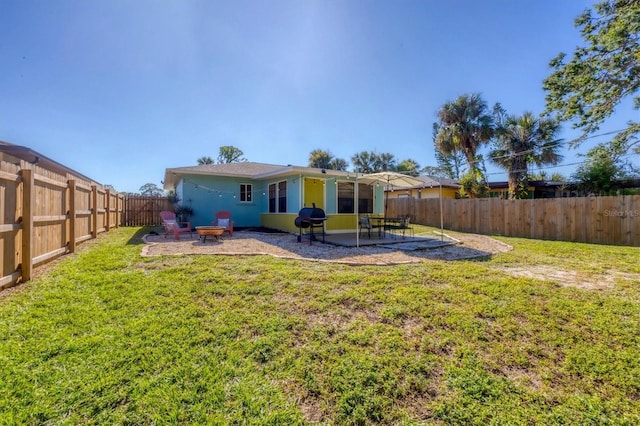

[297,203,326,219]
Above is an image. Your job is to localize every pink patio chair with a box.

[160,210,193,240]
[212,210,234,237]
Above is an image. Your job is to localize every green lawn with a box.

[1,227,639,425]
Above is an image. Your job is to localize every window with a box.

[268,181,287,213]
[278,181,287,213]
[337,181,354,213]
[358,183,373,213]
[268,183,276,213]
[338,182,374,214]
[240,183,252,202]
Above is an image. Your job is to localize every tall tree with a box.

[395,159,421,176]
[308,149,333,169]
[329,157,349,171]
[543,0,640,155]
[572,141,636,195]
[217,146,246,163]
[351,151,399,173]
[197,156,214,165]
[431,124,466,178]
[138,183,164,196]
[374,152,397,171]
[434,93,496,196]
[490,112,563,199]
[308,149,348,170]
[433,149,466,179]
[351,151,378,173]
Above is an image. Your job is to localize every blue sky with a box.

[1,0,636,193]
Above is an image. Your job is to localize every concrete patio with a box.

[313,230,455,249]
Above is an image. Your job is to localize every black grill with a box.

[294,204,328,244]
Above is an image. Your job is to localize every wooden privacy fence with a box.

[387,195,640,246]
[123,195,172,226]
[1,160,123,290]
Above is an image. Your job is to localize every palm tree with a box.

[434,94,495,175]
[308,149,333,169]
[395,159,421,176]
[197,156,214,165]
[374,152,397,171]
[308,149,348,170]
[351,151,377,173]
[490,112,563,199]
[328,157,349,171]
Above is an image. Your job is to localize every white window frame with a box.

[239,183,252,203]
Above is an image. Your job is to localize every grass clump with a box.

[1,227,639,424]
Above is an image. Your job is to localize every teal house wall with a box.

[180,175,264,227]
[325,179,337,213]
[287,177,301,213]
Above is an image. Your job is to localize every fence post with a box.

[116,194,122,228]
[68,179,76,253]
[105,188,111,231]
[20,169,33,282]
[91,185,98,238]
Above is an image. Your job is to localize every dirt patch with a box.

[496,265,635,290]
[141,231,512,265]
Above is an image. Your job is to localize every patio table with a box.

[382,217,405,238]
[368,217,386,238]
[369,217,403,238]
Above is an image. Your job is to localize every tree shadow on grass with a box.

[126,226,161,245]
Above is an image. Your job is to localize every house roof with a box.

[415,175,460,189]
[488,180,568,189]
[382,175,460,190]
[164,161,459,191]
[163,162,353,190]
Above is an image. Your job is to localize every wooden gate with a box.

[123,196,172,226]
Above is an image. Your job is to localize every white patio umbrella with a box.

[355,171,425,246]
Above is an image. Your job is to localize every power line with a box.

[482,151,639,177]
[472,128,631,164]
[446,127,638,177]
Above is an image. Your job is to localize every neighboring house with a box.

[163,162,386,233]
[384,176,460,200]
[487,180,569,199]
[563,177,640,197]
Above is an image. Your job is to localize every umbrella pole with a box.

[439,177,444,241]
[384,177,391,237]
[355,173,359,248]
[384,190,388,219]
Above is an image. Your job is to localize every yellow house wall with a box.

[261,213,358,233]
[261,214,299,233]
[326,214,359,232]
[304,178,325,209]
[386,187,458,199]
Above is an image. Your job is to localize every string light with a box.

[180,178,273,198]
